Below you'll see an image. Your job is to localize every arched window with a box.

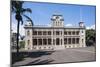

[43,39,47,45]
[38,31,42,35]
[48,38,51,45]
[82,30,83,33]
[56,31,60,35]
[27,40,30,45]
[48,31,51,35]
[72,31,75,35]
[82,39,84,43]
[33,39,37,45]
[64,38,67,44]
[68,38,71,44]
[64,31,67,35]
[27,30,30,36]
[76,31,79,35]
[76,38,79,44]
[38,39,42,45]
[33,31,37,35]
[72,38,75,44]
[43,31,46,35]
[68,31,71,35]
[56,38,60,45]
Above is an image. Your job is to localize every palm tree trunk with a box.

[16,20,20,57]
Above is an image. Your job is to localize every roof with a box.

[24,25,85,29]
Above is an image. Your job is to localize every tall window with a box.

[43,39,47,45]
[68,31,71,35]
[38,31,42,35]
[56,38,59,45]
[82,39,84,43]
[43,31,46,35]
[48,38,51,45]
[72,31,75,35]
[56,31,59,35]
[48,31,51,35]
[68,38,71,44]
[61,31,62,35]
[72,38,75,44]
[64,31,67,35]
[64,38,67,44]
[33,31,37,35]
[82,31,83,33]
[76,38,79,44]
[27,30,30,36]
[76,31,79,35]
[38,39,42,45]
[33,39,37,45]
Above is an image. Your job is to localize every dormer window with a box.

[56,16,59,19]
[51,14,64,27]
[82,31,83,33]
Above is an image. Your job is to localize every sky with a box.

[11,2,96,36]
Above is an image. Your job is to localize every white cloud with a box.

[65,24,73,27]
[86,24,95,30]
[11,22,25,36]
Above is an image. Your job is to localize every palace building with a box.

[24,14,86,50]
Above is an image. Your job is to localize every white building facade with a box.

[24,14,86,50]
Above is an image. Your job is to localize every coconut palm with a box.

[11,1,33,56]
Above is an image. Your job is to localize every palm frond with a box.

[21,19,24,25]
[12,1,24,8]
[21,8,32,13]
[11,1,24,14]
[23,15,34,25]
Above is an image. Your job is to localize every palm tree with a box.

[11,1,33,56]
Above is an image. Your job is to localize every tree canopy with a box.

[86,29,96,46]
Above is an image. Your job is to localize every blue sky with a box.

[11,2,96,35]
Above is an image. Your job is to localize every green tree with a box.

[86,29,96,46]
[19,41,25,49]
[11,1,33,56]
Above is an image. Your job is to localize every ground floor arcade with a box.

[28,37,84,50]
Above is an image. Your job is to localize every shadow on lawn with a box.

[11,51,55,64]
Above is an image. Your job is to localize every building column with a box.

[74,37,76,47]
[62,30,64,46]
[67,37,69,45]
[55,38,56,46]
[51,29,54,49]
[60,38,61,45]
[71,37,72,45]
[42,38,43,46]
[66,38,68,44]
[74,37,76,44]
[52,38,53,45]
[37,38,38,47]
[52,29,53,45]
[47,38,48,46]
[61,38,62,45]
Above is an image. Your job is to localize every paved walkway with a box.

[12,46,96,66]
